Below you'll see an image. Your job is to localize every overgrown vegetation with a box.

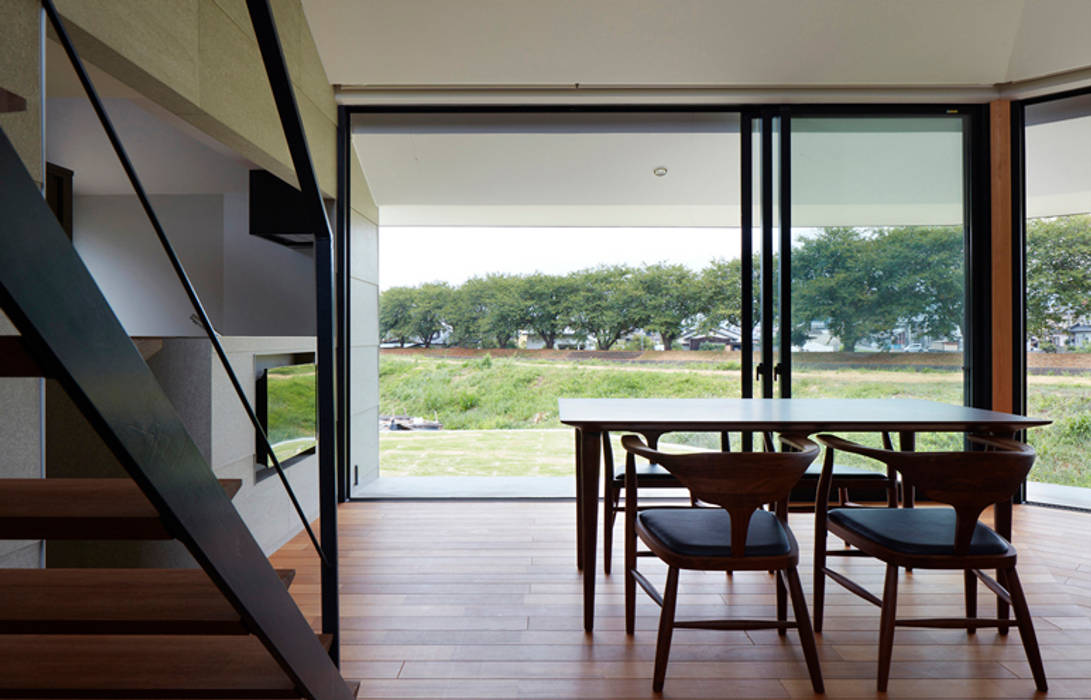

[378,354,1091,487]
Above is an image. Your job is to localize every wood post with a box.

[990,99,1014,413]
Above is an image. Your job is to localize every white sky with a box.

[379,226,742,289]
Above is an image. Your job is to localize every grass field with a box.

[378,353,1091,487]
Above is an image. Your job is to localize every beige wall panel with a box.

[350,153,379,221]
[0,0,43,184]
[296,89,337,196]
[297,19,337,123]
[269,0,304,82]
[54,0,200,108]
[196,2,290,173]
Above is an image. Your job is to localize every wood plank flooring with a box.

[271,501,1091,699]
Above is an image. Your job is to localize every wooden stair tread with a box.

[0,479,242,540]
[0,87,27,114]
[0,634,314,697]
[0,568,295,634]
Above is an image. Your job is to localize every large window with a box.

[1022,93,1091,508]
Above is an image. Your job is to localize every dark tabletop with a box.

[558,398,1049,433]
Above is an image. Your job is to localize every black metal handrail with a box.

[244,0,341,660]
[40,0,329,569]
[0,129,353,700]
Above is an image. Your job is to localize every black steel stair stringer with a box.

[0,129,353,700]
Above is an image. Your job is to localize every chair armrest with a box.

[814,433,890,462]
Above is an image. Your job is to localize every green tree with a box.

[635,263,707,349]
[379,286,416,347]
[1026,215,1091,343]
[410,282,452,348]
[791,227,884,351]
[879,225,964,342]
[698,256,761,335]
[520,273,576,349]
[568,265,647,350]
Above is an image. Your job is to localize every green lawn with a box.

[377,354,1090,486]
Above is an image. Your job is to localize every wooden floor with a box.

[271,501,1091,699]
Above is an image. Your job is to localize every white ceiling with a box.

[303,0,1091,93]
[352,113,970,227]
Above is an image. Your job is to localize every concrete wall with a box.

[47,336,320,566]
[0,0,45,568]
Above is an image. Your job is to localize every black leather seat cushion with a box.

[612,462,678,482]
[828,507,1009,556]
[638,508,791,558]
[803,462,888,479]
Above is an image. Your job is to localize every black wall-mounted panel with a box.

[249,170,313,247]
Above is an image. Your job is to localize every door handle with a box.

[773,362,783,381]
[755,362,765,380]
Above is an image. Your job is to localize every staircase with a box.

[0,344,356,699]
[0,35,354,700]
[0,476,353,697]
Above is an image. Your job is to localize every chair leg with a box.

[603,478,616,575]
[776,564,788,636]
[624,503,637,636]
[813,512,827,634]
[785,567,825,695]
[964,569,977,635]
[652,566,680,693]
[877,564,899,692]
[1005,567,1048,692]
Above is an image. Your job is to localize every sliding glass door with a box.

[1022,92,1091,508]
[745,112,972,448]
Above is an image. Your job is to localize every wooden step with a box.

[0,633,329,697]
[0,478,242,540]
[0,568,295,634]
[0,88,27,114]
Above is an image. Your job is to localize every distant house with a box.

[1070,323,1091,347]
[682,326,743,351]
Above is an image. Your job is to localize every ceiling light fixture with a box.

[653,166,668,177]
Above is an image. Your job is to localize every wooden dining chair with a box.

[812,433,1046,692]
[602,430,688,574]
[759,431,900,511]
[622,433,824,694]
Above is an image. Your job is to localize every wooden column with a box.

[990,99,1014,413]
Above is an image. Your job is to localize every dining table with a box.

[558,397,1050,632]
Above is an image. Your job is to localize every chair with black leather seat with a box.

[602,430,689,574]
[812,433,1046,693]
[622,433,824,694]
[761,431,900,512]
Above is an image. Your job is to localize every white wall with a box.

[349,208,380,495]
[74,194,226,336]
[223,192,316,336]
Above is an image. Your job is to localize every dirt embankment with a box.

[381,346,1091,373]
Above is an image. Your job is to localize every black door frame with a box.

[1010,85,1091,509]
[337,102,991,491]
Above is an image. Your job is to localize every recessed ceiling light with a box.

[653,166,668,177]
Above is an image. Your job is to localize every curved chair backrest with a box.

[814,434,1036,555]
[621,434,819,557]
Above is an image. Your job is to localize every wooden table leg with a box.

[580,428,602,633]
[576,427,584,571]
[898,431,916,508]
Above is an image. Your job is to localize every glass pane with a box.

[1023,94,1091,508]
[789,116,967,458]
[352,111,747,491]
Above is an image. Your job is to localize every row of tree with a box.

[380,219,1090,351]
